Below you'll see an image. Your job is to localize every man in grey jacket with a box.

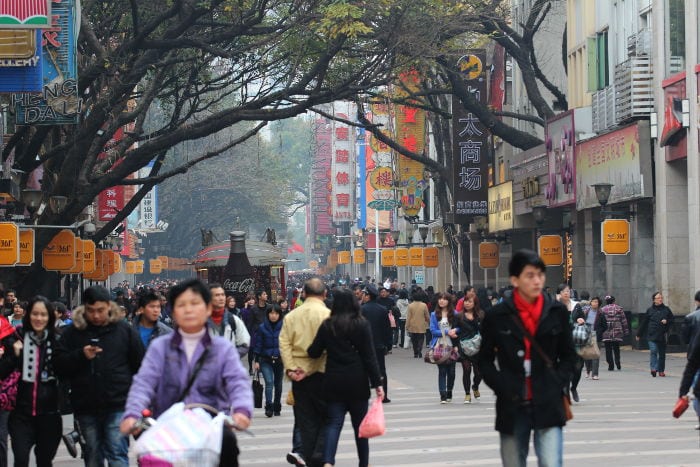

[209,284,250,356]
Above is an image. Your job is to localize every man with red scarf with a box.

[479,250,576,467]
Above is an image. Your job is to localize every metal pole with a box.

[375,209,380,282]
[457,226,462,291]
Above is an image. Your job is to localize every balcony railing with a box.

[615,56,653,124]
[591,85,616,133]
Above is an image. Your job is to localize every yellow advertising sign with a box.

[42,229,75,271]
[395,248,409,267]
[423,247,439,268]
[479,242,500,269]
[353,249,365,264]
[488,181,513,232]
[135,260,144,274]
[82,240,96,273]
[63,237,84,274]
[84,250,107,281]
[110,251,122,274]
[0,222,19,266]
[601,219,631,255]
[157,256,169,270]
[337,251,351,265]
[125,261,137,274]
[149,259,162,274]
[381,249,395,267]
[17,228,34,266]
[538,235,564,266]
[409,247,423,267]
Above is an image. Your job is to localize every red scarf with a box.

[513,289,544,400]
[211,308,225,326]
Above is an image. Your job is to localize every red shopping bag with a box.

[359,396,385,438]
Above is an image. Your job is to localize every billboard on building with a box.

[511,145,548,216]
[13,0,80,124]
[0,29,42,92]
[0,0,51,28]
[365,104,393,230]
[545,111,576,207]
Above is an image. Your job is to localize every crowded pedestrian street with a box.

[239,347,699,466]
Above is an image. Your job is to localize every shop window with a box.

[665,0,685,76]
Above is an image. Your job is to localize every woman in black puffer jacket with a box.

[0,296,62,467]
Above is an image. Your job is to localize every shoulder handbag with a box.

[572,323,591,346]
[424,329,453,365]
[509,315,573,421]
[577,331,600,360]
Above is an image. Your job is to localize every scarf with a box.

[22,330,54,383]
[211,308,225,326]
[513,289,543,400]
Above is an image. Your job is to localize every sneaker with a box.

[651,370,657,377]
[464,394,471,404]
[592,376,599,380]
[659,372,666,377]
[440,399,447,404]
[585,372,590,378]
[382,398,391,403]
[286,452,306,466]
[473,389,480,399]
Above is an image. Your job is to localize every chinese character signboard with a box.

[545,111,576,208]
[0,29,42,92]
[97,127,126,221]
[366,103,397,224]
[138,164,157,229]
[311,118,334,251]
[331,103,356,222]
[395,70,427,218]
[576,121,653,210]
[452,51,489,224]
[13,0,80,125]
[0,0,51,28]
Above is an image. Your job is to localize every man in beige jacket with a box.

[280,278,330,467]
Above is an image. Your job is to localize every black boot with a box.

[446,390,453,402]
[273,402,282,416]
[440,391,446,403]
[264,403,273,418]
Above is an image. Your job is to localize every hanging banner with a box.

[311,118,334,253]
[82,239,95,273]
[365,103,395,228]
[138,162,158,228]
[545,111,576,207]
[601,219,631,255]
[42,229,75,271]
[409,247,423,267]
[353,248,365,265]
[538,235,564,266]
[0,222,19,266]
[452,50,489,224]
[13,0,81,125]
[395,248,409,267]
[330,103,356,222]
[479,242,499,269]
[97,127,126,221]
[423,247,439,268]
[381,249,395,267]
[0,0,51,28]
[17,228,34,266]
[395,70,427,218]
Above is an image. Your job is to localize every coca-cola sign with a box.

[223,278,255,294]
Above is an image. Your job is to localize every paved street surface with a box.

[29,347,699,466]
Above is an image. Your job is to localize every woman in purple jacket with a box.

[120,279,253,466]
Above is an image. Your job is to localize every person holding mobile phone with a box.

[54,286,145,467]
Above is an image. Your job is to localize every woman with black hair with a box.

[0,296,62,467]
[307,289,383,467]
[601,295,629,371]
[429,292,460,403]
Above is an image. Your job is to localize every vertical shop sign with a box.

[331,103,356,222]
[452,51,489,224]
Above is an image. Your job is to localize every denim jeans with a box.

[499,406,563,467]
[322,400,369,467]
[648,340,667,372]
[260,358,284,408]
[437,362,456,394]
[76,411,129,467]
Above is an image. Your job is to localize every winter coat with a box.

[396,299,409,320]
[307,318,382,402]
[123,329,253,420]
[54,303,144,415]
[0,328,61,416]
[682,307,700,353]
[478,294,577,434]
[361,300,392,350]
[679,332,700,399]
[208,311,250,357]
[253,318,283,361]
[601,304,628,342]
[131,318,172,348]
[406,301,430,333]
[638,304,674,343]
[583,306,608,342]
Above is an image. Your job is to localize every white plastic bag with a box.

[135,402,224,466]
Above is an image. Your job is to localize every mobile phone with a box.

[89,338,100,346]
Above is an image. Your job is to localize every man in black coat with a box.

[54,286,144,467]
[361,285,392,402]
[479,250,576,467]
